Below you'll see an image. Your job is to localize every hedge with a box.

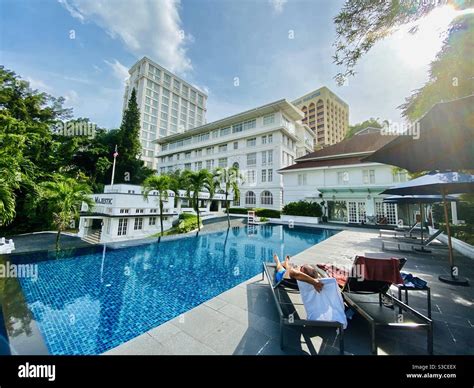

[177,213,201,233]
[282,201,323,217]
[227,207,281,218]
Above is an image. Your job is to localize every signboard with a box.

[94,197,113,205]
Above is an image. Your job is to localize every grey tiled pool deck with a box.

[105,227,474,356]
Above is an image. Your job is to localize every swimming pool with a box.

[14,225,338,355]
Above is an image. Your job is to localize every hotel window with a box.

[263,114,275,125]
[150,209,158,213]
[119,209,130,214]
[337,171,349,185]
[160,167,166,174]
[185,152,191,159]
[117,218,128,236]
[268,169,273,182]
[198,94,204,106]
[195,161,202,170]
[196,149,202,157]
[247,152,257,167]
[246,170,256,184]
[206,159,214,169]
[191,90,197,101]
[268,134,273,143]
[363,169,375,184]
[393,170,408,183]
[184,163,192,170]
[262,135,267,144]
[261,169,267,182]
[164,73,171,87]
[268,150,273,165]
[218,144,227,153]
[220,127,231,136]
[182,85,189,97]
[233,141,238,150]
[245,191,256,205]
[218,158,228,168]
[232,123,243,133]
[206,147,214,155]
[173,80,180,93]
[260,191,273,205]
[243,119,256,130]
[136,209,144,214]
[134,217,143,230]
[149,217,156,226]
[246,138,256,147]
[212,130,219,138]
[262,151,267,166]
[297,173,307,185]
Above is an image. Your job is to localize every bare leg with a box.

[273,254,284,272]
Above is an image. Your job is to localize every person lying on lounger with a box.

[273,253,324,292]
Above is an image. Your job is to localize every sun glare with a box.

[392,5,474,69]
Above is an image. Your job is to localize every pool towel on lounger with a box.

[296,278,348,329]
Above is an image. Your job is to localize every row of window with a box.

[245,169,274,184]
[117,216,166,236]
[234,191,274,206]
[146,64,205,107]
[160,135,274,163]
[161,112,280,153]
[295,170,409,186]
[119,208,159,214]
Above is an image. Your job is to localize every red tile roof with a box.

[280,131,398,172]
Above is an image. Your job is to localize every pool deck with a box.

[105,227,474,355]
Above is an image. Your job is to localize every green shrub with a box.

[259,217,269,222]
[439,223,474,245]
[227,207,281,218]
[176,213,201,233]
[227,208,250,214]
[282,201,323,217]
[255,208,281,218]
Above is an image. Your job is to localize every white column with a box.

[451,201,459,225]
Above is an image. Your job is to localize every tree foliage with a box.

[399,14,474,121]
[332,0,472,85]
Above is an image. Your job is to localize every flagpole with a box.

[111,145,118,188]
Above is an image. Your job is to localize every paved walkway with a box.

[105,228,473,355]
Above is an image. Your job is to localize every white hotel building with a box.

[123,57,208,170]
[155,99,315,210]
[78,184,231,243]
[279,128,412,225]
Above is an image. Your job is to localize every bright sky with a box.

[0,0,467,129]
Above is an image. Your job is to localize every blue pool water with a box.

[15,225,338,355]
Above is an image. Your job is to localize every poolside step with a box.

[81,231,101,244]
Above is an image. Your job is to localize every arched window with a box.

[245,191,256,205]
[260,191,273,205]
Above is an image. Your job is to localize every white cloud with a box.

[268,0,288,14]
[104,59,130,84]
[59,0,193,74]
[64,90,80,105]
[26,77,52,93]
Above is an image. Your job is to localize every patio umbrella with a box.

[383,194,458,251]
[363,95,474,172]
[382,171,474,286]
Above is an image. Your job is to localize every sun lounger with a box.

[340,256,433,354]
[262,262,345,355]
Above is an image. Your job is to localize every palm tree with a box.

[215,166,244,228]
[142,175,171,238]
[182,169,215,232]
[40,175,94,249]
[166,169,184,210]
[0,179,16,226]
